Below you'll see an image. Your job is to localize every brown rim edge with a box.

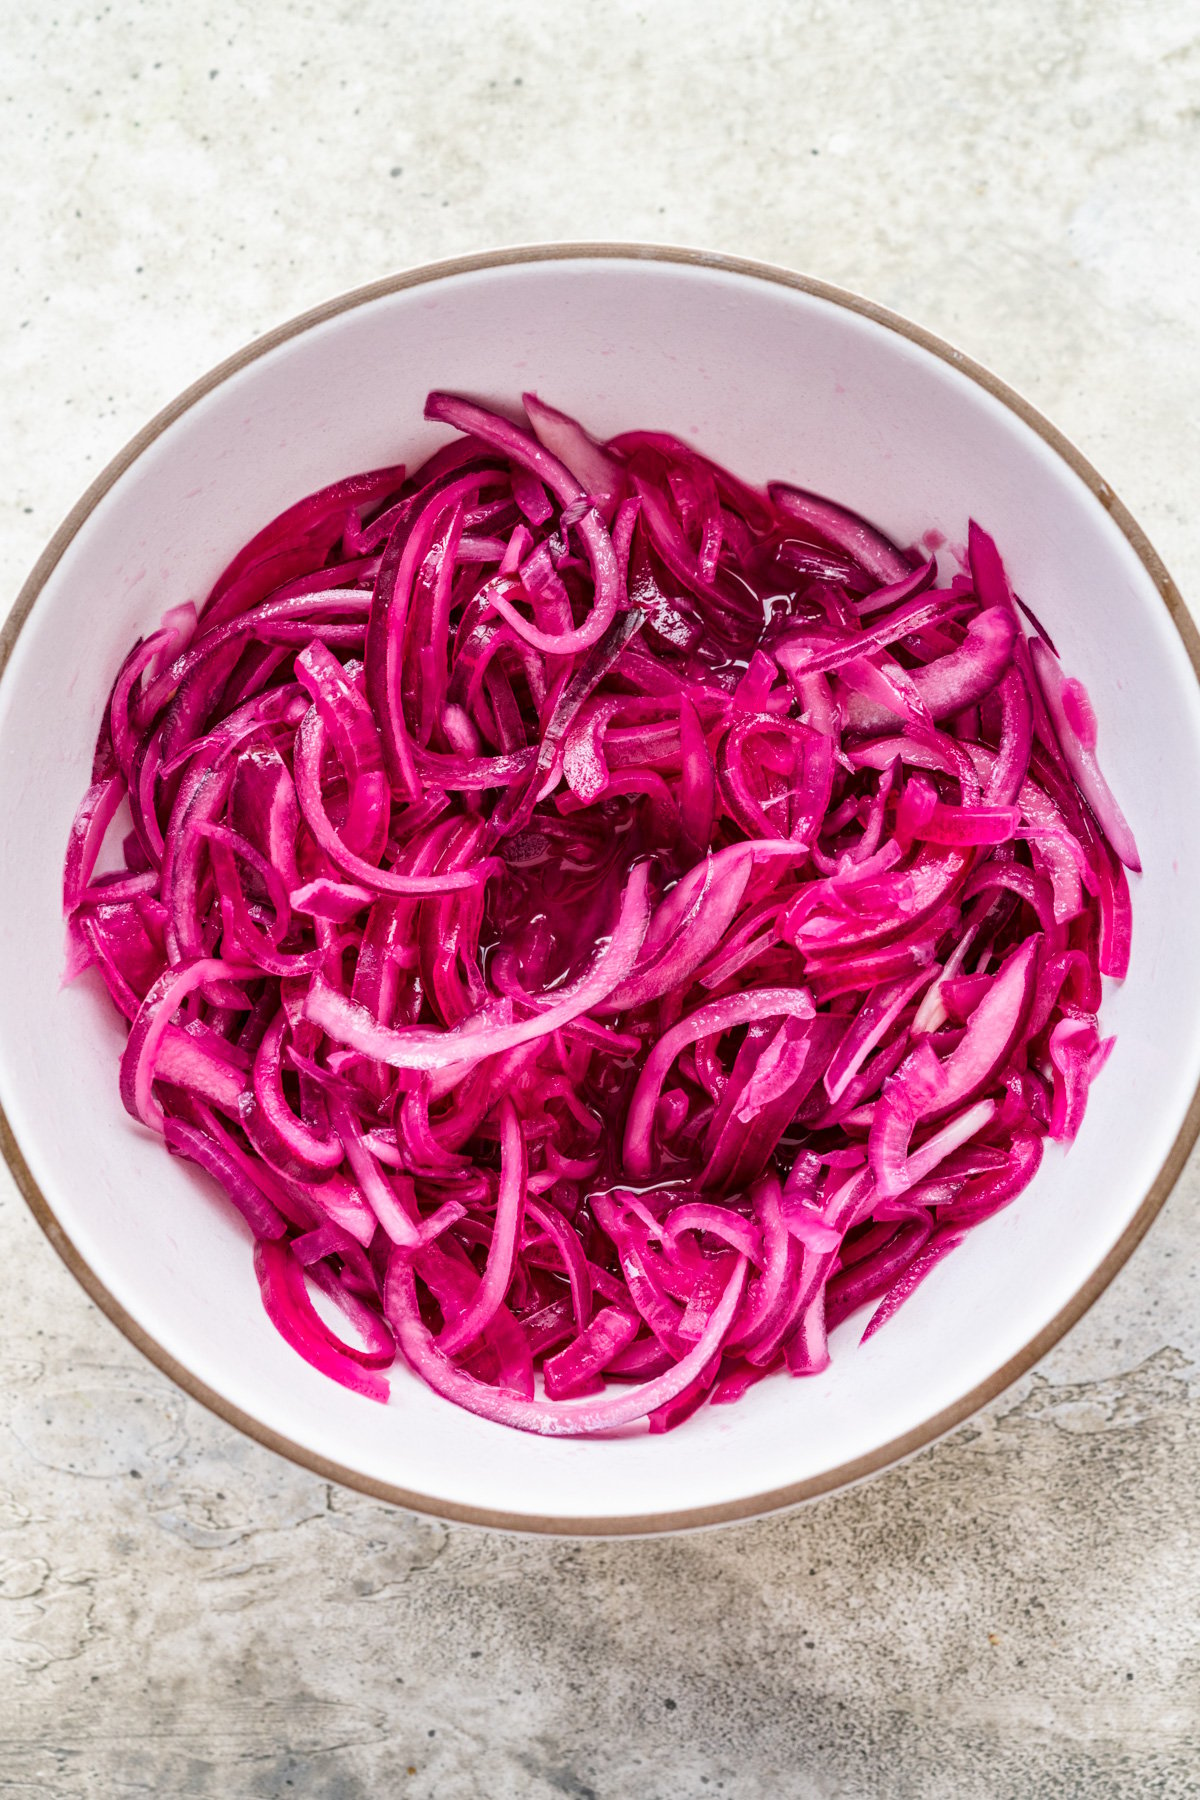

[4,242,1199,1538]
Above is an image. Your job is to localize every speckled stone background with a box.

[3,4,1199,1796]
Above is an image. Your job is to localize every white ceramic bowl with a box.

[3,246,1198,1535]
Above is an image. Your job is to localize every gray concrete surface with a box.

[2,3,1199,1795]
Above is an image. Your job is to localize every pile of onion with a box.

[63,391,1138,1435]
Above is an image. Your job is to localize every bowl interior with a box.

[2,252,1198,1531]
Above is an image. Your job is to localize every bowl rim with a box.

[3,240,1198,1536]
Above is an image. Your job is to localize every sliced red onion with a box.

[1029,638,1140,872]
[65,394,1133,1434]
